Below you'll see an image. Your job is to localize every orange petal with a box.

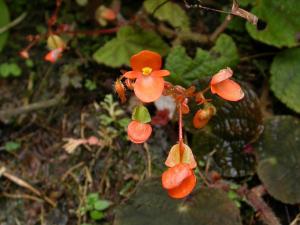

[134,76,164,103]
[124,71,141,79]
[151,70,170,77]
[162,164,192,190]
[211,79,244,101]
[165,144,197,169]
[130,50,162,71]
[167,171,196,199]
[127,121,152,144]
[210,67,233,85]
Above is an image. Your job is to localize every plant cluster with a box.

[115,50,244,198]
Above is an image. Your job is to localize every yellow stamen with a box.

[142,67,152,76]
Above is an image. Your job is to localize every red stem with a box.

[178,103,184,157]
[59,27,119,36]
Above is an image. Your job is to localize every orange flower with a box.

[44,48,63,63]
[162,163,196,199]
[127,120,152,144]
[124,50,170,103]
[210,68,244,101]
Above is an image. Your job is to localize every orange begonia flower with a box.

[127,120,152,144]
[193,106,216,129]
[124,50,170,103]
[210,68,244,101]
[162,163,196,199]
[165,143,197,169]
[44,48,63,63]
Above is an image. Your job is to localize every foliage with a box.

[246,0,300,47]
[165,34,239,86]
[0,0,10,52]
[256,116,300,204]
[115,179,242,225]
[0,63,22,78]
[80,193,112,221]
[270,47,300,113]
[93,26,169,67]
[4,141,21,152]
[144,0,190,30]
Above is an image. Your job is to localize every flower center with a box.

[142,67,152,76]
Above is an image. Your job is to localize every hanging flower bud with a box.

[19,50,29,59]
[44,48,63,63]
[47,34,66,50]
[127,120,152,144]
[127,105,152,143]
[162,163,196,199]
[195,92,205,104]
[125,78,134,90]
[193,105,216,129]
[114,79,126,103]
[181,98,190,114]
[95,6,116,26]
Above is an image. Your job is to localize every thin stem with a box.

[143,143,152,178]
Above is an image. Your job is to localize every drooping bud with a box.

[19,50,29,59]
[127,120,152,144]
[193,104,216,129]
[95,6,116,26]
[114,79,126,103]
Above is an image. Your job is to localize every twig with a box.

[0,192,44,203]
[61,162,85,182]
[143,143,152,178]
[239,185,281,225]
[210,15,232,42]
[0,92,65,119]
[0,12,27,34]
[1,166,56,207]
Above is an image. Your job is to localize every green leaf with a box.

[93,26,169,67]
[10,63,22,77]
[246,0,300,47]
[0,63,22,78]
[115,179,242,225]
[132,105,151,123]
[144,0,189,30]
[0,0,10,52]
[94,200,112,211]
[84,79,97,91]
[89,210,104,221]
[166,34,239,86]
[87,193,99,206]
[4,141,21,152]
[191,85,263,178]
[256,116,300,204]
[270,47,300,113]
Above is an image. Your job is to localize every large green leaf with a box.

[0,0,10,52]
[246,0,300,48]
[270,47,300,113]
[256,116,300,204]
[166,34,239,86]
[115,179,242,225]
[144,0,190,30]
[93,26,169,67]
[192,85,263,178]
